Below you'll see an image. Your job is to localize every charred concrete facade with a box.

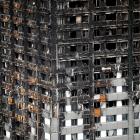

[0,0,52,140]
[0,0,140,140]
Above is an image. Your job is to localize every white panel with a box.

[102,67,111,71]
[78,118,83,125]
[78,133,83,140]
[117,72,122,78]
[45,91,49,95]
[6,131,10,138]
[66,105,71,112]
[45,104,50,111]
[101,131,106,137]
[117,101,122,107]
[66,120,71,127]
[65,91,70,97]
[76,16,81,24]
[31,127,36,135]
[139,84,140,90]
[101,116,106,123]
[45,133,50,140]
[116,86,122,92]
[18,54,22,60]
[45,118,50,126]
[66,134,71,140]
[117,129,122,136]
[117,115,122,121]
[94,95,100,100]
[100,102,106,108]
[5,62,7,68]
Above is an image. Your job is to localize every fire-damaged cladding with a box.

[0,0,52,140]
[55,0,95,140]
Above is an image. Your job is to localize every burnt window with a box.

[40,58,45,65]
[122,114,128,121]
[82,88,89,95]
[134,127,139,134]
[60,135,65,140]
[134,112,139,119]
[133,56,140,63]
[82,73,89,81]
[15,52,18,59]
[94,73,101,80]
[71,75,77,82]
[106,28,116,35]
[94,44,100,51]
[94,15,100,21]
[134,41,140,50]
[69,1,88,8]
[106,129,117,136]
[95,117,100,123]
[57,3,64,10]
[106,115,116,122]
[59,104,65,112]
[104,72,114,78]
[133,69,139,76]
[27,41,33,48]
[41,103,45,109]
[70,45,77,52]
[27,27,31,33]
[71,134,77,140]
[82,59,89,66]
[95,131,101,137]
[134,12,140,19]
[135,98,139,105]
[40,87,46,95]
[106,0,116,6]
[121,56,128,63]
[83,102,89,110]
[82,44,89,52]
[94,102,100,108]
[29,98,33,103]
[94,29,100,36]
[82,15,88,22]
[27,69,32,76]
[106,57,116,64]
[72,102,78,111]
[106,43,116,50]
[106,101,116,107]
[122,71,128,77]
[123,128,128,135]
[84,117,90,124]
[122,27,128,34]
[134,0,140,5]
[71,61,77,67]
[94,0,100,7]
[71,90,77,96]
[60,119,65,127]
[72,119,77,126]
[94,59,100,65]
[3,130,6,136]
[122,99,128,106]
[68,16,76,24]
[40,73,46,80]
[70,31,77,38]
[134,26,140,33]
[106,13,116,20]
[40,44,46,51]
[82,30,89,38]
[27,55,32,62]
